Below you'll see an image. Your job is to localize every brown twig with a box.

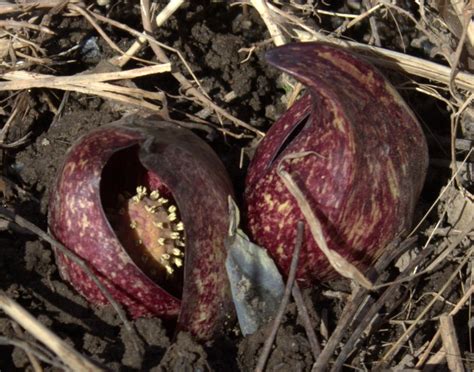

[376,226,474,369]
[311,237,415,371]
[292,283,321,360]
[255,221,304,372]
[329,244,435,372]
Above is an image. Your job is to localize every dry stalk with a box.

[312,238,415,371]
[0,335,62,369]
[263,2,474,92]
[376,240,474,369]
[0,20,54,34]
[111,33,147,68]
[0,65,171,111]
[409,148,474,237]
[416,285,474,368]
[0,133,31,149]
[424,211,472,273]
[0,292,102,371]
[1,63,170,87]
[155,0,185,27]
[325,244,435,371]
[0,28,46,66]
[449,0,474,47]
[334,3,383,34]
[0,100,20,144]
[313,9,358,19]
[448,10,470,104]
[255,221,305,372]
[68,4,125,56]
[10,323,43,372]
[439,313,465,371]
[0,0,80,15]
[249,0,286,46]
[292,283,321,359]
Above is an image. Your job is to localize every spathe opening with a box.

[100,146,184,299]
[268,113,310,168]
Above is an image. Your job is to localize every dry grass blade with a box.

[0,63,171,88]
[249,0,286,46]
[264,2,474,92]
[0,20,54,34]
[376,221,474,369]
[0,65,171,111]
[155,0,185,27]
[0,0,79,15]
[449,0,474,47]
[277,152,373,290]
[0,292,102,371]
[312,238,415,371]
[416,285,474,368]
[328,243,435,372]
[334,39,474,92]
[439,314,465,372]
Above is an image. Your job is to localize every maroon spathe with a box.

[245,42,428,284]
[49,116,234,340]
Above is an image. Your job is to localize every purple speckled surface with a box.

[245,42,429,284]
[49,117,234,340]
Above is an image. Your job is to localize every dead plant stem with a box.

[292,283,321,359]
[255,221,304,372]
[376,231,474,369]
[0,291,102,371]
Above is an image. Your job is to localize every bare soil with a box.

[0,1,473,371]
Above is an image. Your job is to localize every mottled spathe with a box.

[245,42,429,284]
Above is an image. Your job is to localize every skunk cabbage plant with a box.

[245,42,428,284]
[48,116,234,340]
